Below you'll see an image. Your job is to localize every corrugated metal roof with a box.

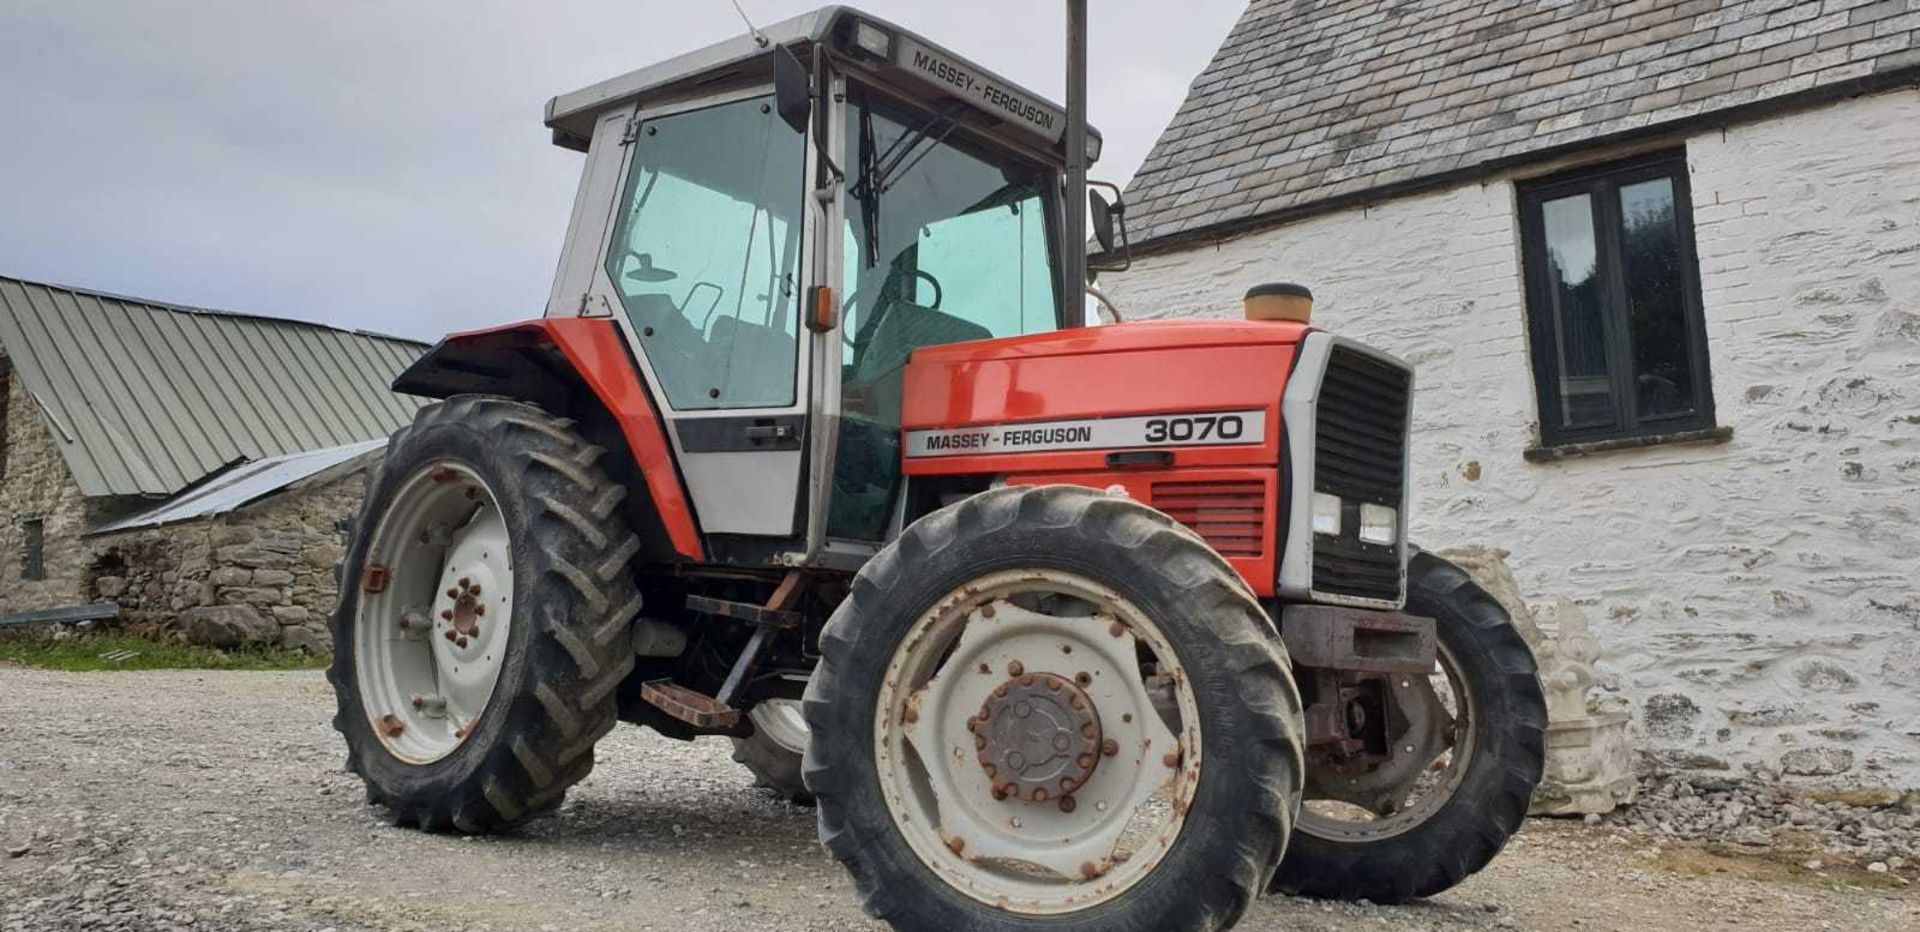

[0,275,426,497]
[89,439,384,534]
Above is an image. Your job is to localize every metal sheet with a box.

[0,275,425,497]
[89,438,384,534]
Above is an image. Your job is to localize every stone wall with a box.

[0,359,94,613]
[1103,87,1920,786]
[87,463,366,653]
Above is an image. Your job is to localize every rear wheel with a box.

[1270,550,1546,901]
[328,395,641,832]
[805,485,1303,931]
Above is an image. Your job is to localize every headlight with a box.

[1311,492,1342,536]
[1359,503,1398,545]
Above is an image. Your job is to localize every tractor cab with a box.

[535,8,1093,563]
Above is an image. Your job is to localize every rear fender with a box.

[394,318,704,562]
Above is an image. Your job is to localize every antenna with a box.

[729,0,771,48]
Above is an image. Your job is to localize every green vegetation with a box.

[0,633,326,672]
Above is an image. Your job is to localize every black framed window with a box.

[21,518,44,581]
[1519,151,1715,447]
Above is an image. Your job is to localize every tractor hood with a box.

[901,319,1309,476]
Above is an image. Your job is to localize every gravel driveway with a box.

[1,666,1914,932]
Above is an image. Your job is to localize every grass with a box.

[0,633,327,672]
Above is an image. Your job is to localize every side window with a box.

[605,95,806,410]
[1519,151,1715,447]
[21,518,44,582]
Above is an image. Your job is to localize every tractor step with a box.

[685,594,801,629]
[640,679,744,732]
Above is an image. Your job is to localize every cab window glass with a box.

[829,86,1061,540]
[604,95,805,410]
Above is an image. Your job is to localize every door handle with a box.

[745,424,796,442]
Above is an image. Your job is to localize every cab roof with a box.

[543,5,1100,160]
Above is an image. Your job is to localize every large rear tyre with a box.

[805,485,1304,931]
[328,395,642,833]
[1270,550,1546,901]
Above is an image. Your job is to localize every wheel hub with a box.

[970,672,1102,802]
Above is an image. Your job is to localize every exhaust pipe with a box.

[1063,0,1089,327]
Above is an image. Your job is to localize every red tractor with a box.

[329,6,1546,930]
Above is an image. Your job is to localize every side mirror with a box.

[774,44,811,135]
[1089,190,1117,252]
[1087,181,1131,273]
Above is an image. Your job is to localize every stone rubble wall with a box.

[87,466,365,653]
[0,361,95,613]
[1102,88,1920,787]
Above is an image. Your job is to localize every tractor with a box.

[328,6,1547,930]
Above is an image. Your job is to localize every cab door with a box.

[585,89,820,540]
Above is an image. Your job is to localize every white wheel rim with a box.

[354,462,515,764]
[874,569,1201,915]
[750,699,809,754]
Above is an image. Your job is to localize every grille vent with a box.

[1152,480,1265,558]
[1311,346,1411,602]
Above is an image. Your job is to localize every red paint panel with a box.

[445,318,705,562]
[902,321,1304,478]
[1001,467,1279,596]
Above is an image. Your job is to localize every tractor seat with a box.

[850,300,992,424]
[706,316,798,408]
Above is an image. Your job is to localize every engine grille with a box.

[1152,480,1264,558]
[1310,345,1411,602]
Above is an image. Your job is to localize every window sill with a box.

[1523,425,1732,463]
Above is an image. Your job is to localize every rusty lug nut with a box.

[990,783,1010,801]
[982,763,998,779]
[456,636,469,648]
[1059,795,1077,813]
[974,734,988,750]
[903,706,919,724]
[1046,678,1064,693]
[1033,787,1050,803]
[458,577,471,588]
[993,684,1009,698]
[1007,660,1024,677]
[1060,777,1078,793]
[378,714,405,738]
[1075,672,1092,687]
[1108,621,1125,638]
[1076,754,1095,771]
[980,603,996,619]
[1019,675,1035,687]
[1068,694,1084,710]
[440,609,454,621]
[445,588,458,598]
[1102,738,1120,757]
[946,835,966,855]
[474,604,485,616]
[1163,750,1183,769]
[443,629,457,642]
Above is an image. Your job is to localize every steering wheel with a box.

[842,269,944,349]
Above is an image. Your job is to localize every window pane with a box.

[828,87,1060,540]
[1539,193,1613,429]
[604,96,805,410]
[1618,177,1696,419]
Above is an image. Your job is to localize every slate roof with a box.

[0,275,426,498]
[1122,0,1920,250]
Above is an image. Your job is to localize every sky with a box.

[0,0,1245,341]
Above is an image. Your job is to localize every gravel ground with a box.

[1,667,1914,932]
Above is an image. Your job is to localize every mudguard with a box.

[394,318,704,562]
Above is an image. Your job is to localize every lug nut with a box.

[1007,660,1024,677]
[440,610,453,621]
[456,636,469,648]
[1075,672,1092,687]
[1059,795,1077,813]
[1102,738,1119,757]
[474,604,485,616]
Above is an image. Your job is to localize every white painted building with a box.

[1101,0,1920,785]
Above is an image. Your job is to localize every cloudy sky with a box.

[0,1,1244,341]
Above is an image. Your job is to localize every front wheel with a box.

[1270,550,1547,901]
[804,486,1304,931]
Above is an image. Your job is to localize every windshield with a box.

[603,94,805,411]
[829,83,1062,541]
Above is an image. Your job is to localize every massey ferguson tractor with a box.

[328,6,1546,930]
